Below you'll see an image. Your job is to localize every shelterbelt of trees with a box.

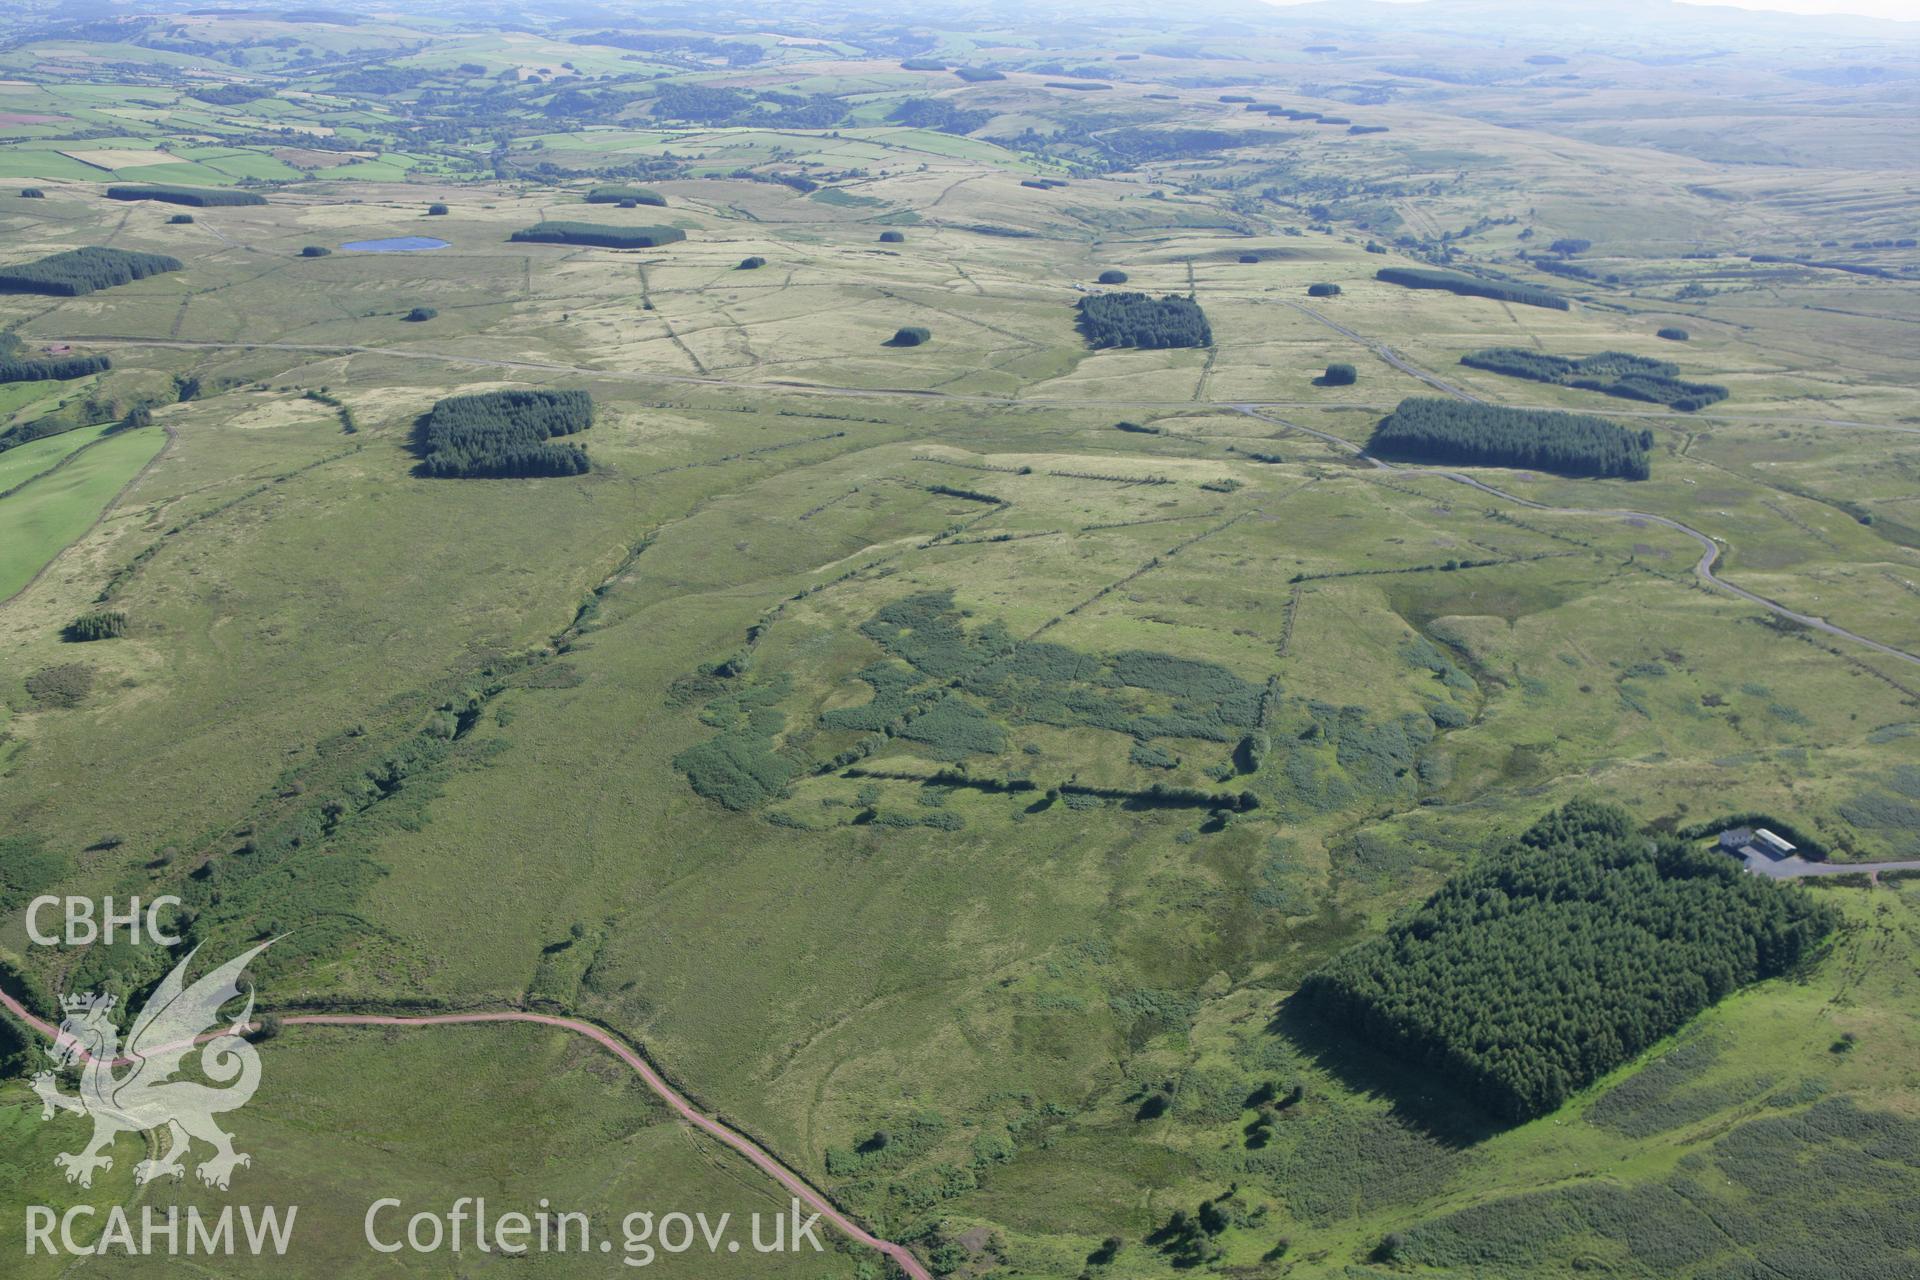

[0,352,110,382]
[1369,397,1654,480]
[584,186,666,206]
[1075,291,1212,349]
[1300,800,1837,1121]
[0,246,181,297]
[1461,348,1729,412]
[417,388,593,478]
[509,221,687,249]
[1376,266,1569,311]
[105,184,265,207]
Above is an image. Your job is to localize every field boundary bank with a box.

[36,336,1915,431]
[1234,407,1920,670]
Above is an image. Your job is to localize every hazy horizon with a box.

[1260,0,1920,23]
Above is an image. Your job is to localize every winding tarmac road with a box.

[1276,300,1490,403]
[0,989,931,1280]
[1737,854,1920,880]
[1239,305,1920,667]
[1234,405,1920,669]
[5,319,1915,1272]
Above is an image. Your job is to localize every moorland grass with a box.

[0,47,1917,1280]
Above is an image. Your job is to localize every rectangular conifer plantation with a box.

[509,222,686,249]
[0,247,181,297]
[1300,801,1836,1120]
[105,184,266,207]
[416,389,593,478]
[1369,397,1654,480]
[1075,292,1212,349]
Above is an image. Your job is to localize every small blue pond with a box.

[339,236,450,253]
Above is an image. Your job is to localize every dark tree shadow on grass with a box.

[405,412,435,477]
[1267,996,1504,1150]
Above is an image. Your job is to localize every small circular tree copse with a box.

[738,255,766,270]
[1307,282,1342,297]
[1657,327,1689,341]
[888,326,931,347]
[1239,254,1259,264]
[1097,269,1129,285]
[301,245,332,257]
[427,202,449,216]
[168,213,194,224]
[1319,362,1357,386]
[404,306,438,322]
[21,187,45,198]
[878,230,906,243]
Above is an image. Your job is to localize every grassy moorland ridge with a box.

[0,1,1917,1277]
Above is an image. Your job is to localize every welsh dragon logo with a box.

[32,942,271,1190]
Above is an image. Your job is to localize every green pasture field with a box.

[0,378,94,426]
[0,420,114,492]
[0,152,110,182]
[307,156,423,183]
[175,148,309,183]
[0,13,1916,1278]
[0,425,164,602]
[393,33,676,79]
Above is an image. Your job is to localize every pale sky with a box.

[1261,0,1920,21]
[1681,0,1918,18]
